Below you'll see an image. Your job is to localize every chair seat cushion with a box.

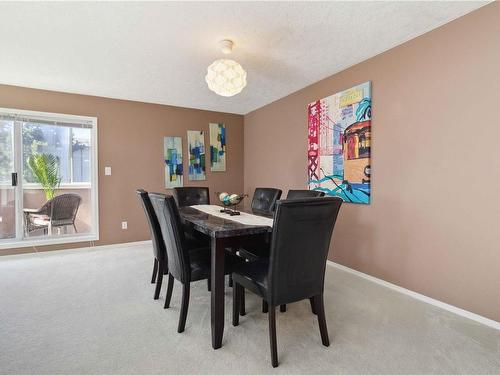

[32,215,50,226]
[189,248,246,282]
[232,260,269,299]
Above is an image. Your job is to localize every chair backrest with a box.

[136,189,166,261]
[37,200,52,216]
[267,197,342,306]
[173,187,210,207]
[149,193,190,283]
[49,194,81,223]
[286,189,325,199]
[251,188,282,215]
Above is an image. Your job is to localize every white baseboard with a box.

[327,260,500,331]
[89,240,152,250]
[2,240,153,258]
[49,239,153,254]
[56,239,153,254]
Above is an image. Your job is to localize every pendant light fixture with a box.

[205,40,247,97]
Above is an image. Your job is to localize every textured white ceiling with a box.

[0,2,487,114]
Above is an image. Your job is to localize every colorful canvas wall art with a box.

[187,130,206,180]
[164,136,183,188]
[209,123,226,172]
[307,81,372,204]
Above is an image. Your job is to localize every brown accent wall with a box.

[0,85,244,254]
[244,4,500,321]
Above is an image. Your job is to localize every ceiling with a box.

[0,2,487,115]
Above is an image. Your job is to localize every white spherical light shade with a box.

[205,59,247,97]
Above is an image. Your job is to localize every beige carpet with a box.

[0,243,499,375]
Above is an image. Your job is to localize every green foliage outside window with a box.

[27,153,61,200]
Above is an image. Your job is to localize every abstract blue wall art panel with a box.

[164,136,183,188]
[187,130,206,181]
[209,123,226,172]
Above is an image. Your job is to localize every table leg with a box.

[211,237,226,349]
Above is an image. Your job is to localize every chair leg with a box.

[309,297,317,315]
[164,274,174,309]
[207,278,211,292]
[232,282,241,326]
[315,294,330,346]
[280,304,286,312]
[154,261,164,300]
[262,299,268,313]
[73,224,78,233]
[177,282,190,333]
[151,259,158,284]
[228,274,233,287]
[240,286,246,316]
[269,305,278,368]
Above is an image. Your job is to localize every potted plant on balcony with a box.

[28,153,61,200]
[24,154,81,236]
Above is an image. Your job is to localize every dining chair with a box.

[236,187,282,264]
[244,188,327,313]
[172,187,210,240]
[286,189,325,199]
[239,189,323,264]
[172,186,215,288]
[251,188,282,216]
[231,197,342,367]
[149,193,244,333]
[136,189,169,300]
[272,190,323,312]
[173,187,210,207]
[271,189,326,313]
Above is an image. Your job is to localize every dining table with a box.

[178,204,273,349]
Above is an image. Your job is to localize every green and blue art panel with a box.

[164,136,183,188]
[209,123,226,172]
[187,130,206,181]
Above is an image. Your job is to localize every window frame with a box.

[0,108,99,250]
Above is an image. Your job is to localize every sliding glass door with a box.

[0,109,98,249]
[0,119,20,240]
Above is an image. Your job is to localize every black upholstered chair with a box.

[286,189,325,199]
[251,188,282,216]
[173,187,210,207]
[234,188,282,263]
[232,197,342,367]
[234,188,282,266]
[242,187,327,312]
[136,189,168,300]
[172,186,211,247]
[149,193,243,333]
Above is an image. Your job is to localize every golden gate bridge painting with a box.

[307,81,371,204]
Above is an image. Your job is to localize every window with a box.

[0,108,98,248]
[22,122,92,184]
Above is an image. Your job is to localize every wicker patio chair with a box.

[23,193,82,236]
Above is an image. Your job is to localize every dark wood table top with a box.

[178,205,273,239]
